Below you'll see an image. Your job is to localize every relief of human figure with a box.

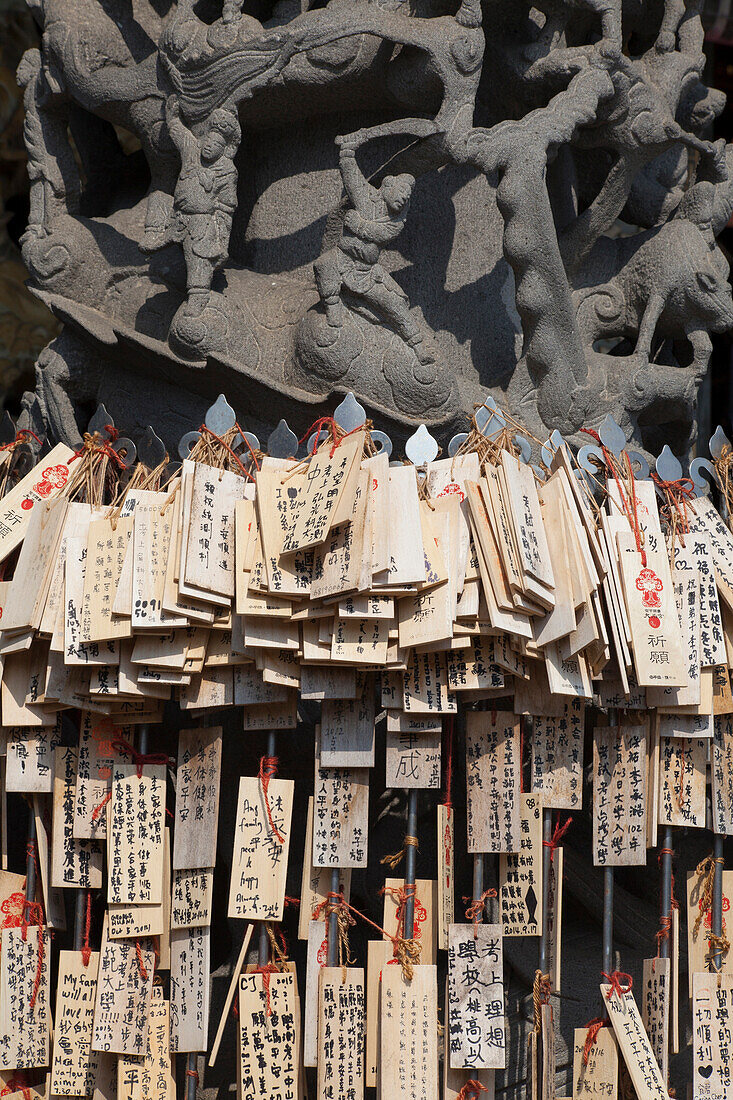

[314,133,434,368]
[155,96,240,313]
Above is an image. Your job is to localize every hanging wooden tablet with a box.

[712,716,733,834]
[540,1003,555,1100]
[320,689,375,769]
[686,869,733,996]
[437,802,454,953]
[658,735,707,828]
[385,724,441,789]
[692,972,733,1100]
[228,773,293,920]
[304,920,328,1068]
[50,950,100,1096]
[173,726,221,870]
[571,1025,617,1099]
[380,965,438,1099]
[365,941,392,1089]
[499,793,542,936]
[91,918,154,1056]
[647,558,701,708]
[313,748,368,868]
[447,923,505,1070]
[109,827,170,939]
[170,925,210,1053]
[0,443,76,562]
[690,496,733,612]
[443,977,495,1098]
[641,958,670,1085]
[171,867,213,930]
[74,713,129,839]
[183,465,247,596]
[382,878,437,965]
[108,763,166,904]
[317,968,365,1100]
[616,533,686,687]
[0,924,50,1069]
[601,982,666,1099]
[465,710,520,853]
[673,536,726,667]
[298,797,351,940]
[238,971,301,1100]
[32,794,67,929]
[5,719,62,792]
[592,724,647,866]
[403,650,457,715]
[2,496,68,634]
[531,705,584,811]
[83,516,133,644]
[131,498,176,630]
[134,989,174,1100]
[51,745,103,889]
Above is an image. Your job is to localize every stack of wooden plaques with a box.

[0,413,731,1100]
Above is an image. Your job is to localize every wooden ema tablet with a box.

[712,716,733,834]
[228,774,293,920]
[385,724,441,789]
[0,443,77,563]
[641,957,670,1083]
[601,982,667,1099]
[592,724,647,867]
[109,826,169,940]
[173,726,222,870]
[50,950,100,1096]
[320,690,375,769]
[443,977,495,1098]
[447,924,505,1070]
[0,925,50,1069]
[238,971,300,1100]
[465,710,520,854]
[171,867,213,929]
[499,793,542,936]
[91,920,154,1056]
[380,964,438,1098]
[687,870,733,997]
[297,797,351,940]
[108,763,166,905]
[547,846,563,993]
[658,735,706,828]
[313,750,368,868]
[318,968,365,1100]
[74,713,129,840]
[170,925,210,1053]
[692,972,733,1100]
[118,990,175,1100]
[571,1025,617,1098]
[6,720,62,793]
[531,705,584,811]
[51,745,103,889]
[437,802,455,953]
[616,532,687,688]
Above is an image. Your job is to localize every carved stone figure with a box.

[14,0,733,460]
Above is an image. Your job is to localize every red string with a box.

[20,899,45,1009]
[315,890,409,957]
[135,940,149,983]
[234,423,261,472]
[0,429,44,452]
[0,1075,31,1100]
[284,896,300,908]
[581,428,646,566]
[185,1071,199,1084]
[110,738,173,780]
[297,416,364,458]
[81,891,92,967]
[602,970,633,1000]
[456,1082,489,1100]
[655,847,679,959]
[91,790,112,822]
[543,816,573,862]
[650,473,695,537]
[582,1017,608,1065]
[69,434,127,472]
[463,890,497,938]
[258,756,285,844]
[253,962,279,1016]
[443,717,454,811]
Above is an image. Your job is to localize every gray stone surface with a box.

[15,0,733,456]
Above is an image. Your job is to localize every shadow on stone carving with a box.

[13,0,733,459]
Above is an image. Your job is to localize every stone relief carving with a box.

[14,0,733,456]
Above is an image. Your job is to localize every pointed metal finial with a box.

[405,424,439,465]
[333,393,366,432]
[597,414,626,457]
[267,419,298,460]
[138,426,166,469]
[710,425,731,460]
[448,433,468,457]
[655,444,683,483]
[87,403,115,438]
[205,394,236,435]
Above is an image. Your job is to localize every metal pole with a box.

[712,833,725,973]
[25,805,37,904]
[327,868,340,967]
[539,810,552,974]
[404,790,418,939]
[602,711,617,985]
[659,825,673,960]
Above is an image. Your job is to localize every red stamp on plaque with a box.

[635,567,662,609]
[439,483,464,502]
